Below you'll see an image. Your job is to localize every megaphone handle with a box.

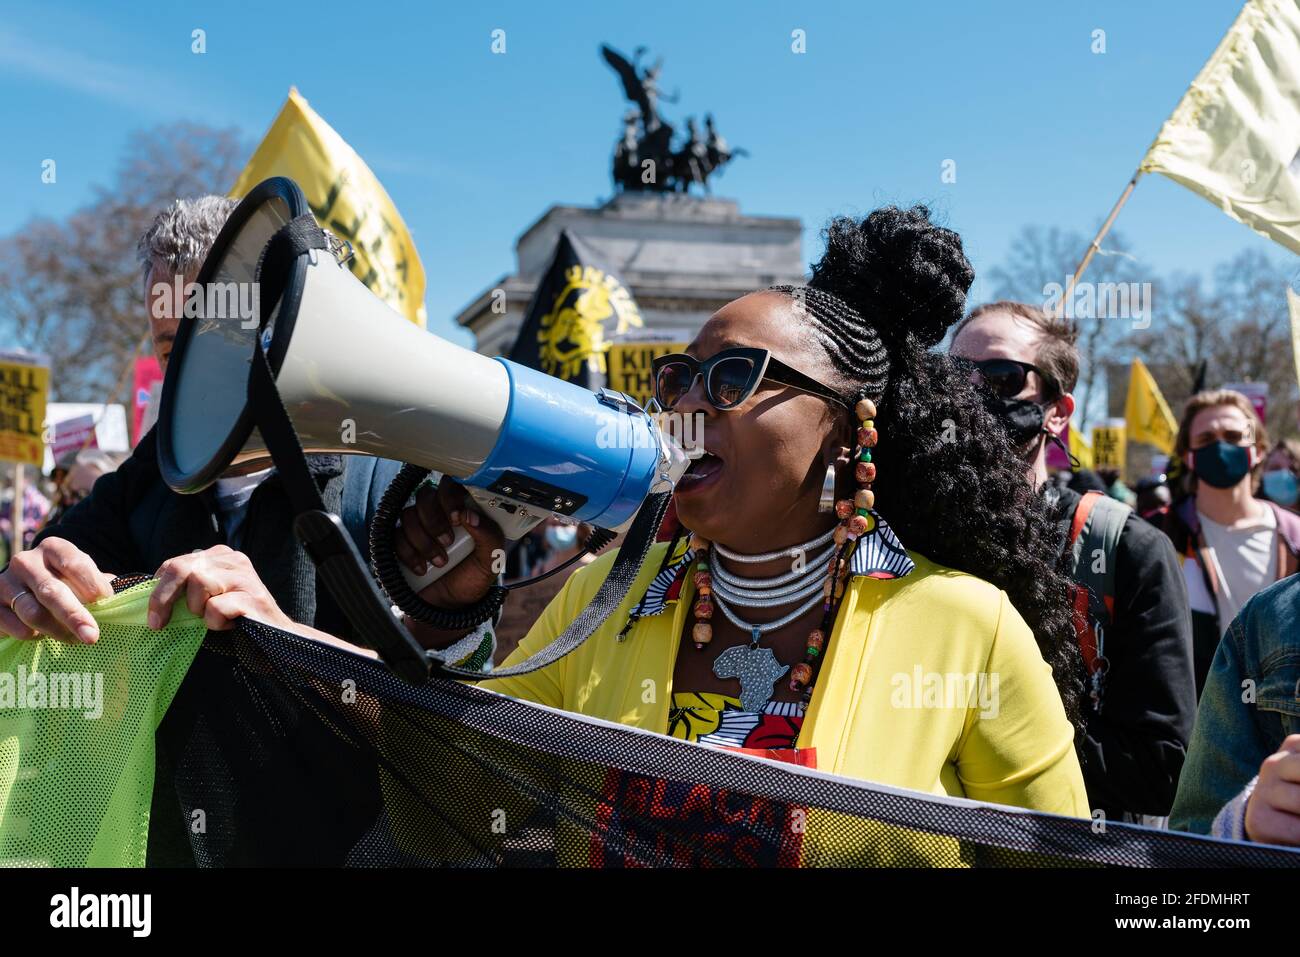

[399,525,477,592]
[396,489,548,593]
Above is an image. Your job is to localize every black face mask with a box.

[984,395,1048,449]
[1190,440,1253,489]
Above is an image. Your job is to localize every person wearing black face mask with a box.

[952,361,1064,479]
[1156,391,1300,695]
[1168,400,1300,847]
[952,301,1195,827]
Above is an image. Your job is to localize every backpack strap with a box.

[1067,491,1129,709]
[1068,489,1099,550]
[1068,491,1102,672]
[1263,500,1300,579]
[1069,493,1128,613]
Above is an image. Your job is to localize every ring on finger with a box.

[8,590,32,615]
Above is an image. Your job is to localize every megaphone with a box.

[157,177,689,604]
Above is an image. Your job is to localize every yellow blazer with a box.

[482,542,1088,819]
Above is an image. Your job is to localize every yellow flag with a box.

[231,89,427,327]
[1124,359,1178,453]
[1140,0,1300,255]
[1288,285,1300,388]
[1068,424,1093,470]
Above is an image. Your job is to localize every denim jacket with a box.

[1169,574,1300,835]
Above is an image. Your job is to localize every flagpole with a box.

[1066,169,1144,302]
[11,462,24,556]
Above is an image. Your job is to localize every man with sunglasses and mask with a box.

[952,301,1195,827]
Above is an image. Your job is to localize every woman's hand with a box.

[1244,734,1300,846]
[0,537,114,643]
[392,478,504,609]
[148,545,292,632]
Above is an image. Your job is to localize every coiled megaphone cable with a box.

[370,463,508,630]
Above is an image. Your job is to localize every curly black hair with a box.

[773,205,1085,737]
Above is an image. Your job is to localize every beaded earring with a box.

[689,534,714,650]
[789,395,878,695]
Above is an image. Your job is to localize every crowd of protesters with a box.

[1,195,1298,864]
[952,304,1300,844]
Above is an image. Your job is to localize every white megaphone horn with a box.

[157,178,690,660]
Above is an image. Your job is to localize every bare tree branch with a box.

[0,123,247,402]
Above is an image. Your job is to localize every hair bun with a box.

[807,205,974,351]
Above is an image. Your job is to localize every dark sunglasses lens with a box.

[708,356,757,408]
[977,361,1027,398]
[655,362,695,408]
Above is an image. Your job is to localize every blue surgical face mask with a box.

[1262,468,1299,506]
[1190,440,1253,490]
[544,523,579,550]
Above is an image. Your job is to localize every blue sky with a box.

[0,0,1286,349]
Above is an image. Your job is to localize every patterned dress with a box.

[668,692,805,749]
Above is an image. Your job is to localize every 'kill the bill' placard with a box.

[0,351,50,467]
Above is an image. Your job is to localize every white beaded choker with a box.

[707,526,839,637]
[711,525,837,564]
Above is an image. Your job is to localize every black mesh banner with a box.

[155,620,1300,868]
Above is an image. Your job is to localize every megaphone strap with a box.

[254,213,332,295]
[247,215,434,684]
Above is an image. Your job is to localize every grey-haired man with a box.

[142,195,238,372]
[0,196,409,864]
[0,196,381,647]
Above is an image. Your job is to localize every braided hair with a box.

[772,205,1085,736]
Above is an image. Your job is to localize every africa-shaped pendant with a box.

[712,636,790,712]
